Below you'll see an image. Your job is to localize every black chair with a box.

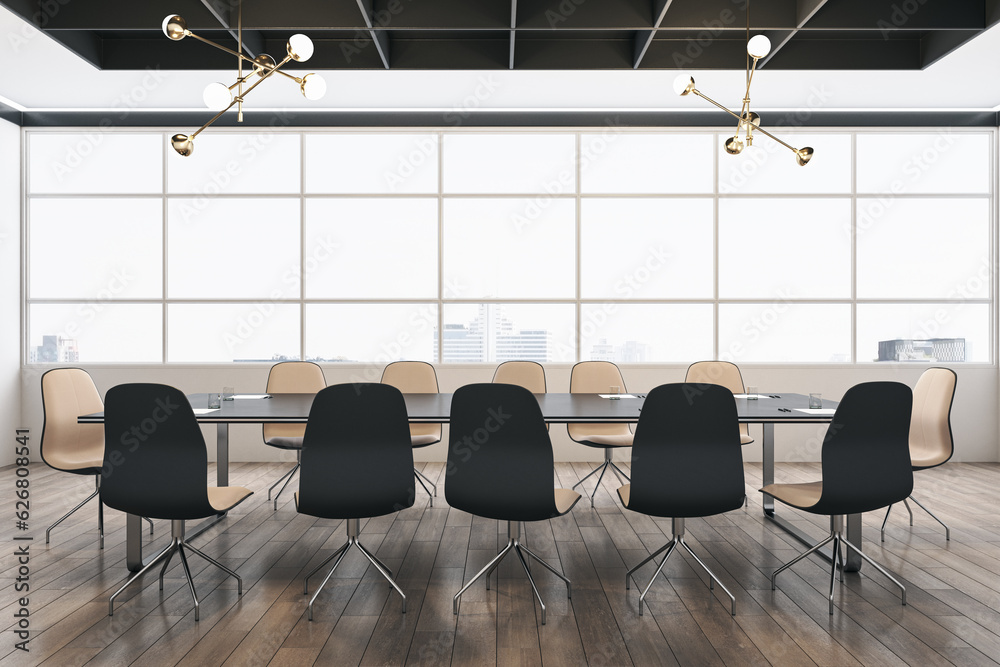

[762,381,913,614]
[618,383,746,615]
[102,384,253,620]
[296,383,415,621]
[446,383,580,625]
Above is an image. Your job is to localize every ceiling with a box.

[6,0,999,71]
[2,0,1000,120]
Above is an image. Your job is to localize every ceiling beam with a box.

[633,0,677,68]
[200,0,263,60]
[920,30,981,68]
[758,0,830,69]
[356,0,391,68]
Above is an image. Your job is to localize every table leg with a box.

[126,513,143,572]
[217,423,229,487]
[762,423,775,517]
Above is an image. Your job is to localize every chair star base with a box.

[572,449,630,507]
[881,494,950,542]
[109,520,242,621]
[414,467,437,507]
[453,520,570,625]
[773,515,906,614]
[304,517,405,621]
[627,517,735,616]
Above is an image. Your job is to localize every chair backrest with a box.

[685,361,751,440]
[909,367,957,470]
[40,368,105,474]
[297,383,415,519]
[814,382,913,515]
[568,361,632,440]
[628,383,745,518]
[381,361,441,442]
[263,361,327,443]
[101,384,215,520]
[446,383,559,522]
[492,361,546,394]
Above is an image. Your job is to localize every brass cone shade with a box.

[171,134,194,157]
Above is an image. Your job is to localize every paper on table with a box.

[598,394,640,399]
[734,394,772,399]
[193,408,220,415]
[794,408,837,415]
[231,394,270,399]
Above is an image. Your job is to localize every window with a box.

[25,129,995,365]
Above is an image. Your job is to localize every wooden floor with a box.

[2,460,999,667]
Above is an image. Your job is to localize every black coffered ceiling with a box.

[5,0,1000,71]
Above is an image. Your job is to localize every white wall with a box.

[19,362,997,465]
[0,120,20,467]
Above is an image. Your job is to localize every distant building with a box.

[588,338,614,361]
[437,305,550,362]
[30,335,79,363]
[615,340,650,363]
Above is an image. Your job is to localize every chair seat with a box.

[47,450,103,473]
[208,486,254,513]
[617,483,631,507]
[555,488,581,514]
[411,434,441,447]
[760,481,823,511]
[576,433,634,448]
[265,436,304,450]
[741,434,754,445]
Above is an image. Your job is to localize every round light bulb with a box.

[202,82,232,110]
[747,34,771,59]
[170,134,194,157]
[300,73,327,101]
[162,14,187,40]
[287,34,314,62]
[672,74,695,96]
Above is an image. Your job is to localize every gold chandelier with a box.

[161,0,326,156]
[673,1,813,167]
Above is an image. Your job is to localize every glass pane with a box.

[442,304,576,363]
[29,304,162,363]
[580,133,713,193]
[718,134,850,194]
[719,199,851,299]
[581,198,713,299]
[857,133,991,194]
[857,199,990,298]
[305,134,438,194]
[166,133,301,194]
[580,304,714,363]
[305,199,438,299]
[167,304,300,362]
[167,199,300,298]
[29,133,163,194]
[444,198,575,299]
[443,134,576,194]
[29,199,162,299]
[857,304,988,363]
[718,303,851,362]
[305,304,436,364]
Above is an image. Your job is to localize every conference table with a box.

[83,391,857,572]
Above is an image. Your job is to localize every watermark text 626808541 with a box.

[13,429,32,653]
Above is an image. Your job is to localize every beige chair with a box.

[40,368,153,548]
[381,361,442,504]
[263,361,327,510]
[881,367,957,542]
[492,360,546,393]
[568,361,633,507]
[685,361,755,446]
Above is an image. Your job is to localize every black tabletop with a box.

[80,392,838,424]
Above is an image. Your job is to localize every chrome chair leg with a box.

[637,539,677,616]
[626,541,672,590]
[414,468,436,507]
[185,542,243,594]
[267,464,297,500]
[772,533,836,589]
[177,543,201,621]
[270,460,300,510]
[513,544,547,624]
[109,539,176,616]
[144,517,154,535]
[46,478,100,546]
[902,498,914,525]
[679,537,736,616]
[880,504,892,542]
[909,495,951,541]
[842,537,907,606]
[304,541,351,594]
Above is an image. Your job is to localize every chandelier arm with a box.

[747,123,799,154]
[186,32,252,62]
[189,99,240,140]
[691,90,745,124]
